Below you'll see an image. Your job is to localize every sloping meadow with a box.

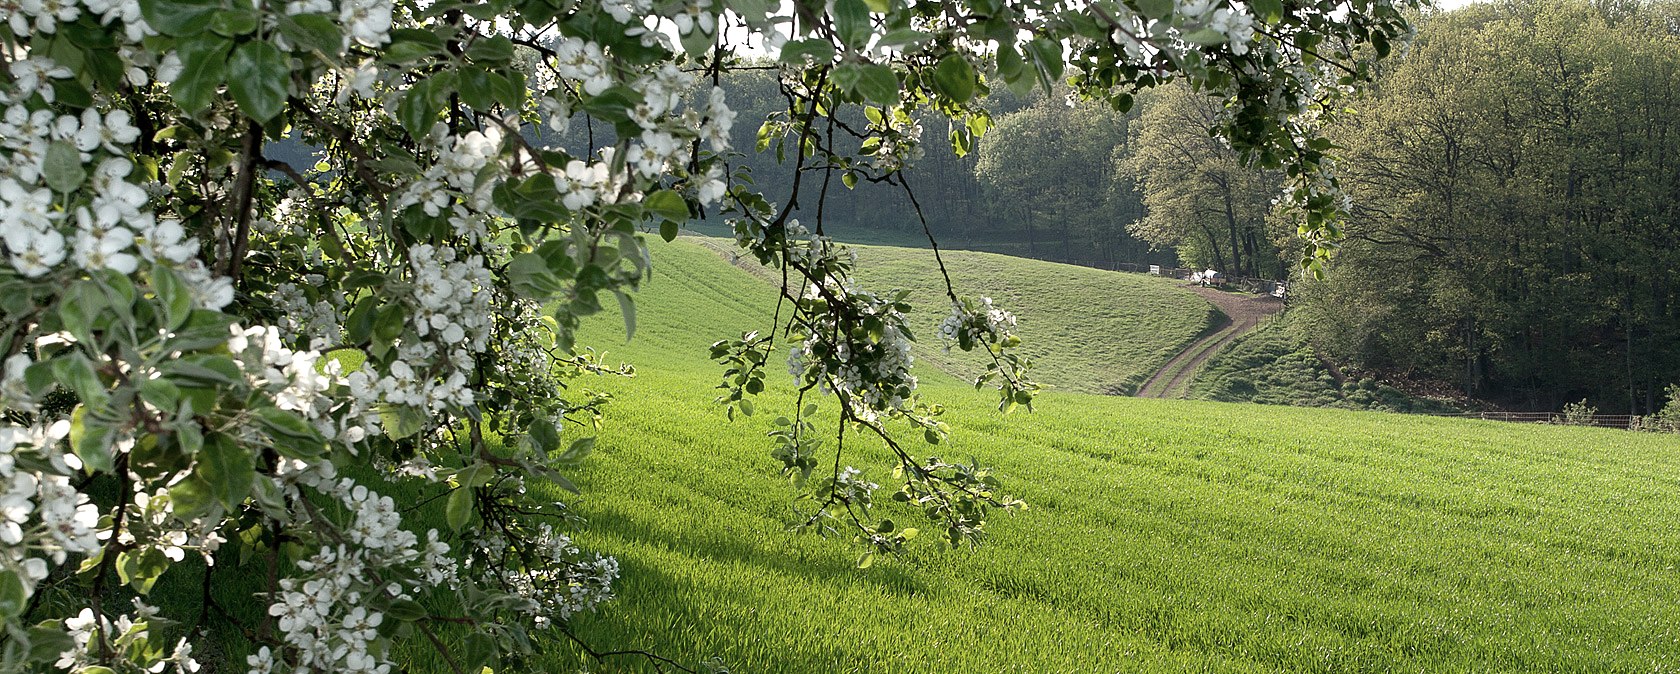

[497,238,1680,673]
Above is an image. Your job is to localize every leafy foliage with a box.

[0,0,1412,669]
[1302,0,1680,413]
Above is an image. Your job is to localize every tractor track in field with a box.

[1136,287,1284,399]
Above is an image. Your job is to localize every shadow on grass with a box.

[581,507,932,598]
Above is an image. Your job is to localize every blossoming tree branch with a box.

[0,0,1413,669]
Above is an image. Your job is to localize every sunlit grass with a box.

[529,238,1680,673]
[172,237,1680,673]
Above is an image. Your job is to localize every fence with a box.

[1430,411,1642,430]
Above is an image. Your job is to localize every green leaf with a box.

[197,434,255,510]
[0,570,25,619]
[53,78,93,109]
[387,599,428,622]
[256,406,318,440]
[138,378,182,413]
[528,417,561,453]
[172,38,232,113]
[507,252,566,299]
[228,41,288,122]
[494,174,571,222]
[877,28,929,50]
[138,0,219,36]
[69,406,115,473]
[169,476,215,518]
[856,551,875,569]
[463,631,498,671]
[152,264,192,330]
[278,14,343,56]
[42,141,86,193]
[834,63,900,106]
[933,54,976,103]
[643,189,690,223]
[556,436,595,465]
[833,0,871,49]
[1136,0,1173,20]
[996,44,1024,82]
[379,404,428,439]
[399,75,448,138]
[445,487,474,532]
[614,290,637,340]
[1026,37,1064,91]
[551,471,581,494]
[778,38,835,65]
[465,35,514,63]
[457,66,494,111]
[118,547,169,595]
[1251,0,1283,23]
[209,7,259,36]
[26,623,78,663]
[659,219,680,242]
[373,302,406,342]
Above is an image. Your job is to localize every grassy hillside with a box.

[480,238,1680,673]
[686,236,1215,394]
[1191,314,1458,413]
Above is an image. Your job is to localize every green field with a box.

[686,236,1215,394]
[503,238,1680,673]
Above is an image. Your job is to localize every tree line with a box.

[651,0,1680,414]
[1304,0,1680,414]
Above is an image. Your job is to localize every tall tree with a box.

[1119,84,1287,278]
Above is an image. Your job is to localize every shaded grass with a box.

[1191,314,1456,413]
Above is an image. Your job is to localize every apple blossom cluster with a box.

[116,488,226,566]
[864,115,926,172]
[56,602,202,673]
[1095,0,1255,64]
[273,279,349,352]
[938,297,1019,352]
[262,463,458,674]
[526,35,735,200]
[726,218,927,423]
[0,420,98,599]
[1,0,155,42]
[786,278,919,423]
[273,0,392,47]
[0,99,193,279]
[334,245,492,439]
[469,525,620,630]
[829,466,879,508]
[1,58,235,311]
[229,324,336,420]
[395,124,505,225]
[1174,0,1257,54]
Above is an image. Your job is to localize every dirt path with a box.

[1135,287,1284,399]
